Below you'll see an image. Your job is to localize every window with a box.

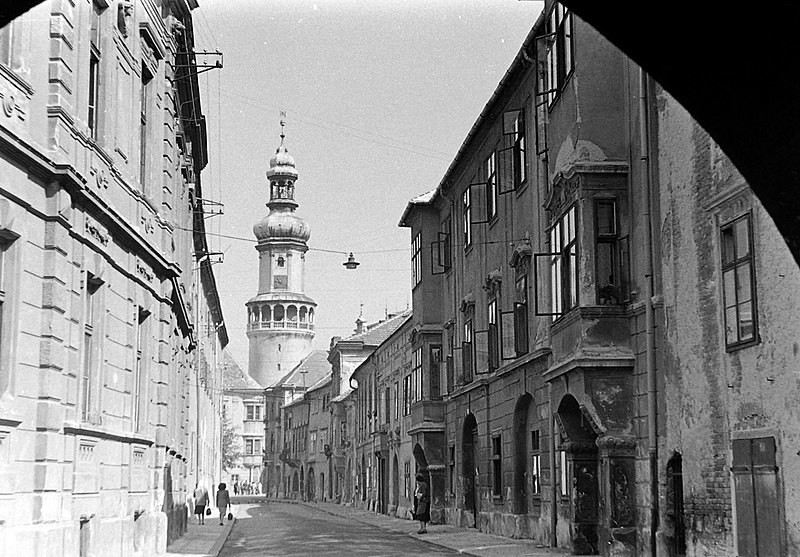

[721,214,758,348]
[492,435,502,497]
[485,151,497,220]
[558,449,569,497]
[411,232,422,287]
[394,381,399,421]
[429,345,442,400]
[544,2,574,105]
[596,199,629,304]
[88,2,103,138]
[462,189,472,249]
[310,431,317,453]
[0,235,18,395]
[384,387,390,425]
[433,218,453,273]
[139,65,153,191]
[133,307,150,431]
[488,298,499,371]
[732,437,781,556]
[245,437,263,456]
[448,446,456,495]
[511,112,526,188]
[81,273,103,422]
[404,460,411,499]
[514,270,530,355]
[531,430,541,495]
[445,328,454,394]
[403,374,411,416]
[0,22,13,67]
[246,404,263,421]
[550,205,578,315]
[462,311,474,384]
[411,347,423,405]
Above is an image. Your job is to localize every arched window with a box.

[308,308,315,323]
[274,304,285,322]
[287,305,298,321]
[299,306,308,322]
[277,256,285,268]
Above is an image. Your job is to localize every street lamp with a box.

[343,252,360,270]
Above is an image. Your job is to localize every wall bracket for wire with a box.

[195,198,224,219]
[174,51,223,80]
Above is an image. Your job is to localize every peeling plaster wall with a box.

[657,87,800,556]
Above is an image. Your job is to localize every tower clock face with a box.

[273,274,288,289]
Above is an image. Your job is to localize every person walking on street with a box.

[193,484,209,524]
[216,482,230,526]
[413,473,430,534]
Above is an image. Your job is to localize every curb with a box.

[208,515,235,557]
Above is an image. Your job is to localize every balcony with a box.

[408,400,445,435]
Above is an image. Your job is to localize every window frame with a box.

[88,1,104,139]
[411,232,422,287]
[492,434,503,499]
[485,150,498,221]
[487,297,499,371]
[720,212,759,350]
[462,188,472,250]
[544,2,574,107]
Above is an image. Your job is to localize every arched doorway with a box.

[666,453,686,556]
[462,413,479,528]
[513,393,534,515]
[307,467,315,501]
[346,457,352,503]
[392,454,399,512]
[361,455,367,502]
[292,471,298,494]
[557,395,599,555]
[299,467,304,499]
[320,472,325,501]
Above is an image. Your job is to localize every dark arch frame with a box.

[513,393,534,515]
[462,413,479,526]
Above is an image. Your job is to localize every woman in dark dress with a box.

[413,473,430,534]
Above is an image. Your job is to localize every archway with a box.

[361,455,367,502]
[307,467,315,501]
[292,471,298,494]
[513,393,534,515]
[392,454,399,512]
[557,395,599,555]
[346,457,352,503]
[299,467,304,498]
[462,413,478,527]
[320,472,325,501]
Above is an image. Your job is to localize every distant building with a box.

[221,351,264,490]
[266,349,330,498]
[327,311,411,506]
[0,1,226,555]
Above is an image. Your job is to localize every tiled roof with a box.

[273,349,331,389]
[222,350,261,391]
[342,310,412,348]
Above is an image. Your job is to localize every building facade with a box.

[0,1,226,555]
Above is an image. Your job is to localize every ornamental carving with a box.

[543,174,581,216]
[596,435,636,452]
[140,214,155,235]
[136,258,154,284]
[85,216,109,246]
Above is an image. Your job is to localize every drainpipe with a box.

[639,66,658,557]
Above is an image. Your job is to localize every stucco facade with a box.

[0,1,226,555]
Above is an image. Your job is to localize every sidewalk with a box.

[164,511,235,557]
[274,498,569,557]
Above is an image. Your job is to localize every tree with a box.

[221,408,242,471]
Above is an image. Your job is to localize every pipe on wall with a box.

[639,65,659,557]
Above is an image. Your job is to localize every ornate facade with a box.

[0,1,226,555]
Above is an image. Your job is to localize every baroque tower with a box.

[246,124,316,387]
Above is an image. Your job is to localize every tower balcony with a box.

[248,319,315,332]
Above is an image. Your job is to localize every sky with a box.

[191,0,544,370]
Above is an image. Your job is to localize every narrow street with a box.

[219,501,457,556]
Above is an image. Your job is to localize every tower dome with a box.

[253,211,311,242]
[267,142,298,179]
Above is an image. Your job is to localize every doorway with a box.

[392,454,399,512]
[462,413,479,527]
[514,393,533,515]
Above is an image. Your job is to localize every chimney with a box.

[355,317,364,334]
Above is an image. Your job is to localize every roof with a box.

[306,374,333,394]
[272,349,331,389]
[331,387,354,403]
[337,310,412,350]
[222,350,261,391]
[398,188,436,227]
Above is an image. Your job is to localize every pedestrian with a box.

[193,483,209,525]
[216,482,231,526]
[233,482,239,496]
[413,473,430,534]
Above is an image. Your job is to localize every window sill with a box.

[725,335,761,353]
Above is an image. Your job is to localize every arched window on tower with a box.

[274,304,285,324]
[299,306,308,326]
[277,256,285,268]
[308,308,315,323]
